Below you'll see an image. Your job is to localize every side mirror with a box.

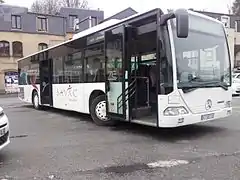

[175,9,189,38]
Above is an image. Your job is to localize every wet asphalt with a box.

[0,96,240,179]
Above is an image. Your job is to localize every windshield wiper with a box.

[180,77,204,93]
[189,75,228,90]
[182,86,198,93]
[203,81,228,90]
[179,80,228,93]
[178,83,200,93]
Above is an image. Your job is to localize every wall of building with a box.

[193,10,240,68]
[0,5,66,36]
[0,4,103,94]
[59,7,104,33]
[0,32,67,93]
[100,7,137,23]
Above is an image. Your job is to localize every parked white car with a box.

[0,106,10,150]
[232,72,240,95]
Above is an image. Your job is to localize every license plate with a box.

[0,128,6,136]
[201,113,214,120]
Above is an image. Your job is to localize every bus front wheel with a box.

[90,95,115,126]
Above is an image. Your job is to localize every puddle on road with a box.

[10,135,28,139]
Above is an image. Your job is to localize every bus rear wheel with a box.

[32,91,41,110]
[90,95,115,126]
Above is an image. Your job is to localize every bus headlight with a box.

[225,101,231,108]
[163,107,188,116]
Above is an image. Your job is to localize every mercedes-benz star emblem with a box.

[205,99,212,110]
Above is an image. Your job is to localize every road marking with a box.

[48,175,55,179]
[147,159,189,168]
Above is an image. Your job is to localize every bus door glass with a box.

[105,25,128,120]
[39,52,53,105]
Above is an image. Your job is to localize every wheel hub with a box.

[95,101,108,121]
[34,95,39,107]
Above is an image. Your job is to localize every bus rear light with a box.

[163,107,188,116]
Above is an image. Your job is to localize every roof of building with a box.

[101,7,138,23]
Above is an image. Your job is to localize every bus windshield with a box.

[171,13,231,90]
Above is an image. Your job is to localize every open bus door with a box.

[104,25,129,121]
[39,52,53,106]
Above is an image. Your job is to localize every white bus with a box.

[17,8,232,128]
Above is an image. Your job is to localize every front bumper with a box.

[0,114,10,150]
[159,107,232,127]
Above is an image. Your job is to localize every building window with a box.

[38,43,48,51]
[11,15,22,29]
[0,41,10,57]
[12,41,23,57]
[37,17,47,31]
[91,17,98,27]
[69,15,78,28]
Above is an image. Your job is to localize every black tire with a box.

[32,91,41,110]
[90,95,115,126]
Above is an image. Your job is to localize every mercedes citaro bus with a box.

[17,8,232,128]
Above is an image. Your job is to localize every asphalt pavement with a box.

[0,96,240,179]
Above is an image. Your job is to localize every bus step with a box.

[132,106,152,118]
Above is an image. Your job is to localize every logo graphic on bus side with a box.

[205,99,212,110]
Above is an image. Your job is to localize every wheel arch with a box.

[88,90,105,111]
[32,89,38,103]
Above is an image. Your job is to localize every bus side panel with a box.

[83,83,105,114]
[52,83,85,112]
[18,85,40,104]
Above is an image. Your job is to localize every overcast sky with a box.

[5,0,234,18]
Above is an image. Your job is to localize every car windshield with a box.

[171,13,231,89]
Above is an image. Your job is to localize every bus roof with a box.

[17,8,160,62]
[17,8,223,62]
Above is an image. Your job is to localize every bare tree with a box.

[31,0,88,14]
[0,0,4,3]
[31,0,61,14]
[60,0,88,9]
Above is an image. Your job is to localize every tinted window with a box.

[84,43,104,82]
[0,41,10,57]
[18,56,40,85]
[64,51,83,83]
[51,38,86,84]
[12,41,23,57]
[52,56,64,84]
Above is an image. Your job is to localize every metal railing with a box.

[116,76,150,113]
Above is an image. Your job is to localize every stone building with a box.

[0,4,103,93]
